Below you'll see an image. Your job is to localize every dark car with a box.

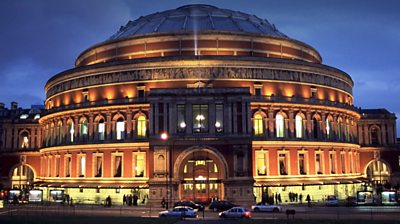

[209,200,236,212]
[345,196,357,206]
[173,200,205,211]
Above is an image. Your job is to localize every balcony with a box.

[252,95,359,112]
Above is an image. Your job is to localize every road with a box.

[1,204,400,221]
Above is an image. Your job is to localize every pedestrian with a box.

[299,193,303,204]
[123,194,126,205]
[306,194,311,207]
[161,197,166,208]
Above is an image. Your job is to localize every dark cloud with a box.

[0,0,399,131]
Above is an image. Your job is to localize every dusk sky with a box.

[1,0,399,130]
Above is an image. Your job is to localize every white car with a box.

[219,207,252,219]
[251,202,281,212]
[159,206,197,218]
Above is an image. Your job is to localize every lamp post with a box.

[160,132,169,209]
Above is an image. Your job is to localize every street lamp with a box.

[160,132,169,209]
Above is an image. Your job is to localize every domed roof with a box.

[109,4,288,40]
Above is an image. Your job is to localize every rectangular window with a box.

[134,153,145,177]
[255,87,261,96]
[299,153,306,175]
[316,153,322,174]
[236,152,244,175]
[113,155,122,177]
[256,151,267,176]
[215,104,224,133]
[192,104,208,133]
[279,153,288,175]
[55,157,60,177]
[78,155,86,177]
[177,104,186,133]
[94,155,103,177]
[65,156,71,177]
[330,153,336,174]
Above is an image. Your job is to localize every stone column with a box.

[267,108,274,138]
[288,110,294,138]
[88,113,94,141]
[106,112,112,140]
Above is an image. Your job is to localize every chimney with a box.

[11,101,18,110]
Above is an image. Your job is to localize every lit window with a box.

[65,156,71,177]
[94,155,103,177]
[337,119,343,141]
[113,155,122,177]
[98,119,105,140]
[34,114,40,120]
[192,104,208,133]
[57,122,62,144]
[276,114,285,138]
[134,154,145,177]
[256,151,266,176]
[254,114,263,136]
[137,115,146,138]
[21,133,29,149]
[299,153,306,175]
[213,163,218,173]
[78,155,86,177]
[315,153,322,174]
[326,118,331,139]
[215,104,224,133]
[116,118,125,140]
[177,105,186,133]
[295,115,303,138]
[79,118,88,140]
[330,153,336,174]
[279,153,287,175]
[68,121,74,143]
[184,164,188,173]
[20,114,28,119]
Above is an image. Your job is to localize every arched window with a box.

[68,120,74,143]
[254,114,263,136]
[20,132,29,149]
[79,117,88,141]
[345,120,350,141]
[295,114,303,138]
[276,113,285,138]
[116,118,125,140]
[98,119,105,141]
[137,115,146,138]
[312,117,319,139]
[50,123,55,146]
[326,118,332,139]
[371,126,379,145]
[57,121,62,144]
[337,119,343,141]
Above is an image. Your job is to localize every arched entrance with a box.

[366,160,390,185]
[175,146,227,203]
[10,164,34,189]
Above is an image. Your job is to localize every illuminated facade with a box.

[0,5,399,206]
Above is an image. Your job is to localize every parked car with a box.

[159,206,197,218]
[345,196,357,207]
[219,207,252,219]
[209,200,236,212]
[325,195,339,206]
[173,200,205,211]
[251,202,281,212]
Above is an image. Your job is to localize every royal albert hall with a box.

[1,4,399,207]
